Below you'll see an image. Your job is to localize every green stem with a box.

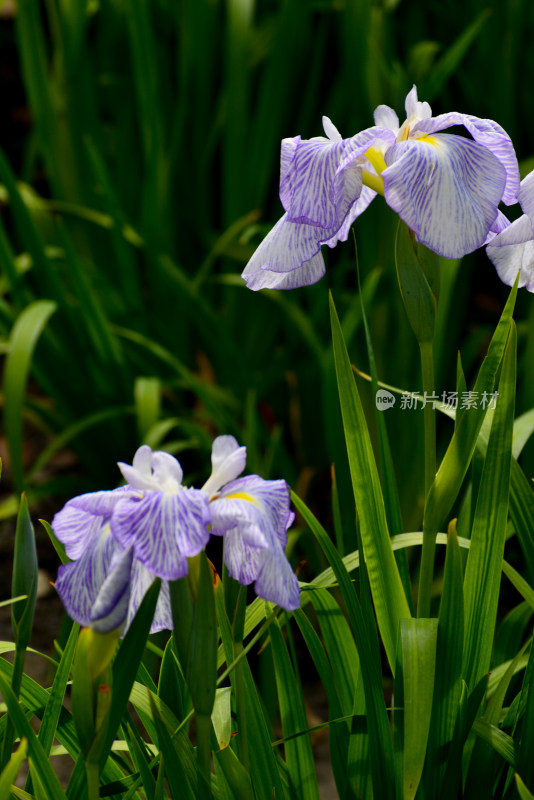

[232,585,249,771]
[417,339,437,618]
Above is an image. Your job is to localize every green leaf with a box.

[463,321,516,690]
[0,672,68,800]
[329,292,411,669]
[516,774,534,800]
[270,613,319,800]
[11,494,38,649]
[424,281,517,535]
[394,618,438,800]
[0,738,28,797]
[395,220,439,343]
[3,301,56,493]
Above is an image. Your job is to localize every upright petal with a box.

[110,488,210,580]
[486,214,534,292]
[202,435,247,497]
[383,134,506,258]
[373,104,400,132]
[413,113,519,204]
[404,85,432,122]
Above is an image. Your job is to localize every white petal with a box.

[486,214,534,291]
[519,170,534,220]
[373,104,400,132]
[202,435,247,497]
[404,85,432,121]
[151,451,184,490]
[322,116,342,141]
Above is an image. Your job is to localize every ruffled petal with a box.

[412,112,519,205]
[254,543,300,611]
[486,214,534,292]
[202,435,247,497]
[383,134,506,258]
[90,547,134,633]
[324,185,377,248]
[483,210,511,244]
[53,504,107,560]
[55,524,120,627]
[373,104,399,132]
[110,488,210,580]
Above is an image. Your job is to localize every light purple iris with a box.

[242,86,519,290]
[53,436,300,632]
[486,171,534,291]
[53,490,173,635]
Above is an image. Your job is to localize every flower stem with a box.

[417,339,437,618]
[86,760,100,800]
[195,712,213,800]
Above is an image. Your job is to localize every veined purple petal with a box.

[223,529,262,585]
[484,210,511,244]
[518,170,534,220]
[213,475,293,547]
[110,488,210,580]
[242,247,326,291]
[55,524,120,627]
[486,214,534,292]
[91,547,134,633]
[324,185,377,248]
[126,560,173,633]
[254,544,300,611]
[412,113,519,205]
[383,134,506,258]
[241,213,330,277]
[53,504,107,560]
[202,435,247,497]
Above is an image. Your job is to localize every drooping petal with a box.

[412,112,519,204]
[223,529,263,585]
[241,213,330,281]
[242,244,326,291]
[202,435,247,497]
[373,104,400,132]
[126,560,173,633]
[90,547,134,633]
[110,488,210,580]
[212,475,293,547]
[383,134,506,258]
[55,524,120,627]
[254,543,300,611]
[52,503,108,560]
[483,210,511,244]
[486,214,534,292]
[324,185,377,248]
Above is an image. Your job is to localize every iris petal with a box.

[242,251,326,291]
[412,112,519,204]
[373,104,399,131]
[383,134,506,258]
[126,561,173,633]
[518,171,534,220]
[202,435,247,497]
[55,525,119,627]
[486,214,534,292]
[91,547,134,633]
[255,544,301,611]
[111,488,210,580]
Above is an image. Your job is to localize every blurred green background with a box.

[1,0,533,571]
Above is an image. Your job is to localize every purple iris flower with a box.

[242,86,519,290]
[53,436,300,633]
[486,171,534,291]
